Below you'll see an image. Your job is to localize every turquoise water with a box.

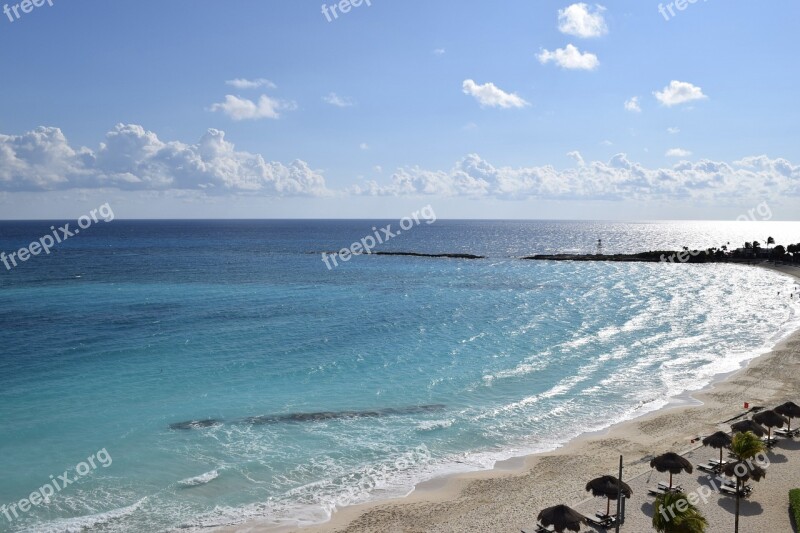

[1,220,799,532]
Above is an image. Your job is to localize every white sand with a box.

[220,263,800,533]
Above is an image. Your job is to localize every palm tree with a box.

[723,431,766,533]
[652,491,708,532]
[767,236,775,250]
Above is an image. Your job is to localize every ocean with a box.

[1,219,799,532]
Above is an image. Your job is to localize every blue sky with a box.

[0,0,798,219]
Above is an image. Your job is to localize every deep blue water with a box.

[1,220,799,532]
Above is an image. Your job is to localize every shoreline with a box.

[219,262,800,533]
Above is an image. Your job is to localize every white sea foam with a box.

[24,498,147,533]
[179,469,220,487]
[416,419,454,431]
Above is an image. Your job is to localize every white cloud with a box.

[558,3,608,38]
[360,143,369,150]
[5,126,799,204]
[210,94,296,120]
[225,78,276,90]
[666,148,692,158]
[538,44,599,70]
[567,151,585,166]
[350,153,800,201]
[654,81,707,106]
[600,140,613,146]
[624,96,641,113]
[462,79,529,108]
[351,155,493,197]
[667,127,681,134]
[0,125,329,196]
[323,92,355,107]
[0,127,85,190]
[433,48,446,56]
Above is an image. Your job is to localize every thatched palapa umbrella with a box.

[774,401,800,433]
[722,461,766,493]
[753,410,789,441]
[731,419,766,437]
[650,452,693,490]
[585,475,632,517]
[537,504,586,533]
[702,431,732,467]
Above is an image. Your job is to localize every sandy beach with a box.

[222,263,800,533]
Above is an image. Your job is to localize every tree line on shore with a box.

[649,237,800,264]
[703,237,798,263]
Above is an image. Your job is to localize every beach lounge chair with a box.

[776,428,799,438]
[520,526,554,533]
[649,482,684,497]
[697,462,720,474]
[586,512,616,529]
[708,458,729,467]
[719,483,752,498]
[586,517,613,529]
[762,437,780,448]
[722,479,752,492]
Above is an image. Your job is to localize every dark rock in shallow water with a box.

[374,252,484,259]
[521,251,720,263]
[522,253,662,262]
[317,251,484,259]
[169,419,223,430]
[169,405,446,430]
[242,404,447,425]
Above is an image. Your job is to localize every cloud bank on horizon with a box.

[1,124,797,205]
[0,125,328,196]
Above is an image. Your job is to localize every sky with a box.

[0,0,798,220]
